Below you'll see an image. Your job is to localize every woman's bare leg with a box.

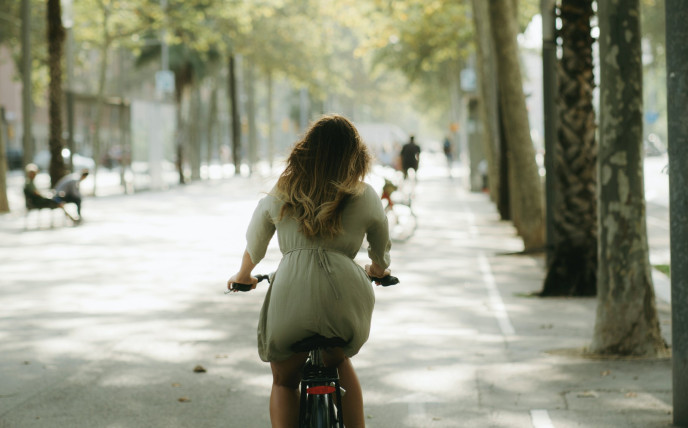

[337,357,365,427]
[269,353,308,428]
[323,349,365,428]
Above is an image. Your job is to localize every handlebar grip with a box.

[230,274,270,292]
[231,282,253,292]
[369,275,399,286]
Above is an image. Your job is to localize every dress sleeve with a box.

[245,196,277,264]
[365,185,391,268]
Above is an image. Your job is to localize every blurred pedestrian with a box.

[443,136,454,177]
[400,135,421,180]
[54,169,89,221]
[479,159,489,192]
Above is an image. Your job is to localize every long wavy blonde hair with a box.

[275,114,372,239]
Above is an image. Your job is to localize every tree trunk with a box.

[21,0,34,167]
[174,63,193,185]
[207,78,218,175]
[541,0,598,296]
[498,108,511,220]
[470,0,503,213]
[267,69,274,169]
[189,85,202,181]
[244,58,257,175]
[174,92,185,185]
[489,0,545,250]
[228,55,241,175]
[590,0,666,357]
[0,108,9,213]
[47,0,67,187]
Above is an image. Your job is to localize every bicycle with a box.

[380,178,417,242]
[228,272,399,427]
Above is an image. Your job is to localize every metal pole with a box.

[666,0,688,425]
[160,0,168,71]
[65,27,75,170]
[20,0,33,166]
[541,0,557,264]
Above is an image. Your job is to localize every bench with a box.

[23,187,76,229]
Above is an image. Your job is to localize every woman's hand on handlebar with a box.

[365,263,390,279]
[227,273,258,292]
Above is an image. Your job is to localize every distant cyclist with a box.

[227,114,392,427]
[400,135,421,180]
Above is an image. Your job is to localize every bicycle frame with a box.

[227,273,398,427]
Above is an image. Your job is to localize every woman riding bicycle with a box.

[227,114,392,428]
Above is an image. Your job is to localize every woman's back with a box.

[249,182,390,362]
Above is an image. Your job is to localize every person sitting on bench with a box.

[23,163,77,222]
[24,163,63,210]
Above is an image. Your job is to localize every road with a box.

[0,154,673,427]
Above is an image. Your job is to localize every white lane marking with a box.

[465,207,515,337]
[530,409,555,428]
[478,252,516,337]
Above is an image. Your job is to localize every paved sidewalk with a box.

[0,155,674,427]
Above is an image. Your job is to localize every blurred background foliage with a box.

[0,0,668,156]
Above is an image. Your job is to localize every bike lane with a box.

[356,156,672,428]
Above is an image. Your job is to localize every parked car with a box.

[33,149,96,172]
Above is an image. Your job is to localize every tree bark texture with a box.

[207,80,219,171]
[174,62,193,185]
[244,58,257,175]
[591,0,665,356]
[489,0,545,250]
[228,55,241,174]
[542,0,598,296]
[47,0,67,187]
[189,85,202,180]
[21,0,34,167]
[665,0,688,421]
[470,0,504,215]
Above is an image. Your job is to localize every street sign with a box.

[155,70,175,94]
[460,68,477,92]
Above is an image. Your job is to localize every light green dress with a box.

[246,183,391,362]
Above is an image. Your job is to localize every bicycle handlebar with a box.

[368,275,399,287]
[227,274,269,292]
[228,273,398,293]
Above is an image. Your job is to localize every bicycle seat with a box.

[291,334,347,353]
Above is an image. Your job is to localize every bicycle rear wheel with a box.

[307,393,333,428]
